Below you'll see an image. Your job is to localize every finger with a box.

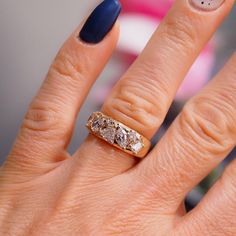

[135,52,236,210]
[5,0,121,174]
[78,0,235,177]
[177,158,236,236]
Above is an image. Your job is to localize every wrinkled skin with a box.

[0,0,236,235]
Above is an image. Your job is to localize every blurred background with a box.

[0,0,235,209]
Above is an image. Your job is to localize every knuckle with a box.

[180,97,234,154]
[104,76,168,131]
[132,59,171,97]
[22,100,65,137]
[161,14,198,54]
[50,48,85,83]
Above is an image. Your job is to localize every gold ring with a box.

[86,112,151,158]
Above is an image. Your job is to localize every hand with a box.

[1,0,235,235]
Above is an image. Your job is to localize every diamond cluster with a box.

[87,112,144,154]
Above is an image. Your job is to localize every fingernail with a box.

[190,0,225,11]
[79,0,121,44]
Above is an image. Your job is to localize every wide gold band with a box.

[86,112,151,158]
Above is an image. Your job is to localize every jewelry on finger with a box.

[86,112,151,158]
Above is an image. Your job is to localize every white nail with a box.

[190,0,225,11]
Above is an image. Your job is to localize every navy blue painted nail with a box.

[79,0,121,44]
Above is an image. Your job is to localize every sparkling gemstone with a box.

[115,127,128,149]
[91,117,104,132]
[128,131,141,143]
[100,127,116,144]
[130,142,144,154]
[104,118,115,127]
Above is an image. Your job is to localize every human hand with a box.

[1,0,236,235]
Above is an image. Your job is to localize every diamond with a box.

[91,117,104,133]
[128,131,144,154]
[128,131,141,143]
[115,127,128,149]
[100,127,116,144]
[130,142,144,154]
[104,118,115,127]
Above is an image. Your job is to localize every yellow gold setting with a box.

[86,112,151,158]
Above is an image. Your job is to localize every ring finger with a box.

[77,0,234,177]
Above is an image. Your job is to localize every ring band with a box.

[86,112,151,158]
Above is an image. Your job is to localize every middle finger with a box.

[77,0,234,177]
